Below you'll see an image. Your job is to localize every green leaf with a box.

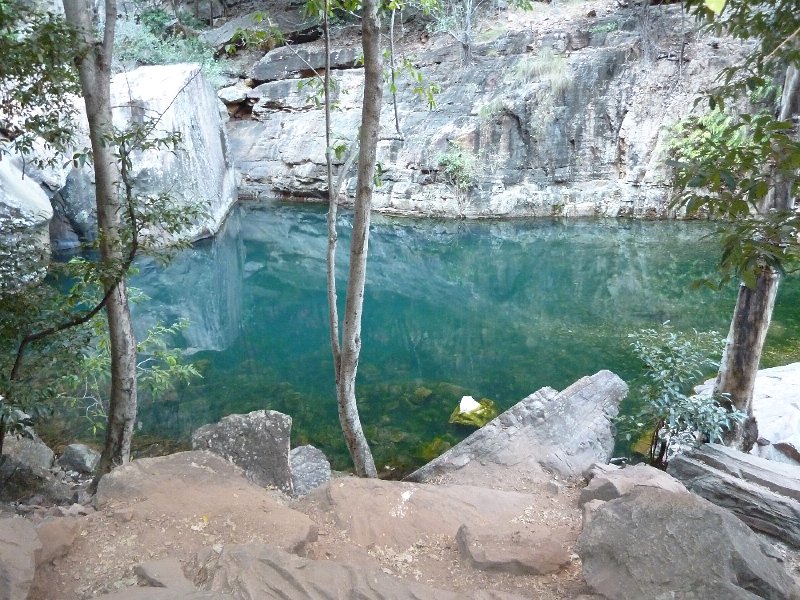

[703,0,726,14]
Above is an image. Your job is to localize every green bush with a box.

[437,142,478,191]
[114,19,224,86]
[618,324,746,467]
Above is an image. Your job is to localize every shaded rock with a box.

[58,443,100,474]
[95,451,317,555]
[134,557,193,590]
[580,499,606,528]
[192,410,293,494]
[409,371,626,484]
[200,11,319,54]
[194,543,526,600]
[95,589,231,600]
[456,523,572,575]
[289,445,331,496]
[304,477,538,549]
[250,45,360,82]
[579,462,687,506]
[1,435,71,504]
[218,84,249,105]
[667,443,800,547]
[35,517,81,566]
[577,488,800,600]
[0,517,41,600]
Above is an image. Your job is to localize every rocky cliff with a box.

[220,0,748,218]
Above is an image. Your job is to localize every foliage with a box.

[224,12,285,55]
[589,20,619,34]
[669,0,800,288]
[437,142,478,191]
[114,18,224,85]
[0,0,81,163]
[618,324,745,466]
[386,56,441,110]
[61,317,200,435]
[511,48,572,98]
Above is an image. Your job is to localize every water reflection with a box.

[129,203,787,471]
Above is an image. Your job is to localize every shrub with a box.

[437,142,478,191]
[512,48,572,99]
[618,323,746,467]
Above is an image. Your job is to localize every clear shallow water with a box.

[129,202,800,472]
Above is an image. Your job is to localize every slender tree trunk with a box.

[715,64,799,450]
[715,270,779,450]
[63,0,138,478]
[335,0,383,478]
[389,9,402,137]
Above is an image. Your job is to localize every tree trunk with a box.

[715,64,799,450]
[714,270,779,450]
[335,0,383,478]
[62,0,138,478]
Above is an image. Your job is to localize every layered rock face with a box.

[51,63,238,250]
[224,3,747,218]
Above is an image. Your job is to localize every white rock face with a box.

[51,63,238,249]
[0,155,53,287]
[459,396,482,414]
[109,63,238,241]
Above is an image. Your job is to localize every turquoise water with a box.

[129,202,800,472]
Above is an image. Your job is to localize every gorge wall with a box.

[221,0,750,218]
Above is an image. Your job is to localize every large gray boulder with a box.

[0,517,41,600]
[51,63,238,250]
[0,434,72,504]
[58,443,100,474]
[250,46,360,83]
[408,370,626,484]
[579,462,687,506]
[289,445,331,496]
[192,411,293,494]
[577,487,800,600]
[667,443,800,547]
[194,543,525,600]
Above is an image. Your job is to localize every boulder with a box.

[51,64,238,249]
[667,443,800,547]
[95,451,317,556]
[192,410,293,494]
[304,477,541,549]
[250,45,360,83]
[194,543,526,600]
[0,517,41,600]
[579,462,687,506]
[58,443,100,474]
[577,487,800,600]
[456,523,572,575]
[35,517,81,566]
[200,11,319,54]
[134,557,194,590]
[408,371,626,484]
[1,434,72,504]
[289,445,331,496]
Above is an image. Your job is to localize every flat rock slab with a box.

[408,371,626,485]
[0,517,41,600]
[577,488,800,600]
[35,517,81,566]
[668,443,800,547]
[579,462,687,506]
[456,523,572,575]
[192,410,294,494]
[195,543,526,600]
[305,477,547,549]
[95,451,317,555]
[134,557,194,590]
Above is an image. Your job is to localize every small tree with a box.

[670,0,800,450]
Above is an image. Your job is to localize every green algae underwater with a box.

[125,203,800,474]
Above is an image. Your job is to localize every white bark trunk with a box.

[335,0,383,478]
[63,0,138,477]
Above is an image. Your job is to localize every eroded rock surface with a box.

[409,370,626,485]
[579,462,687,506]
[289,445,331,497]
[0,517,41,600]
[577,487,800,600]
